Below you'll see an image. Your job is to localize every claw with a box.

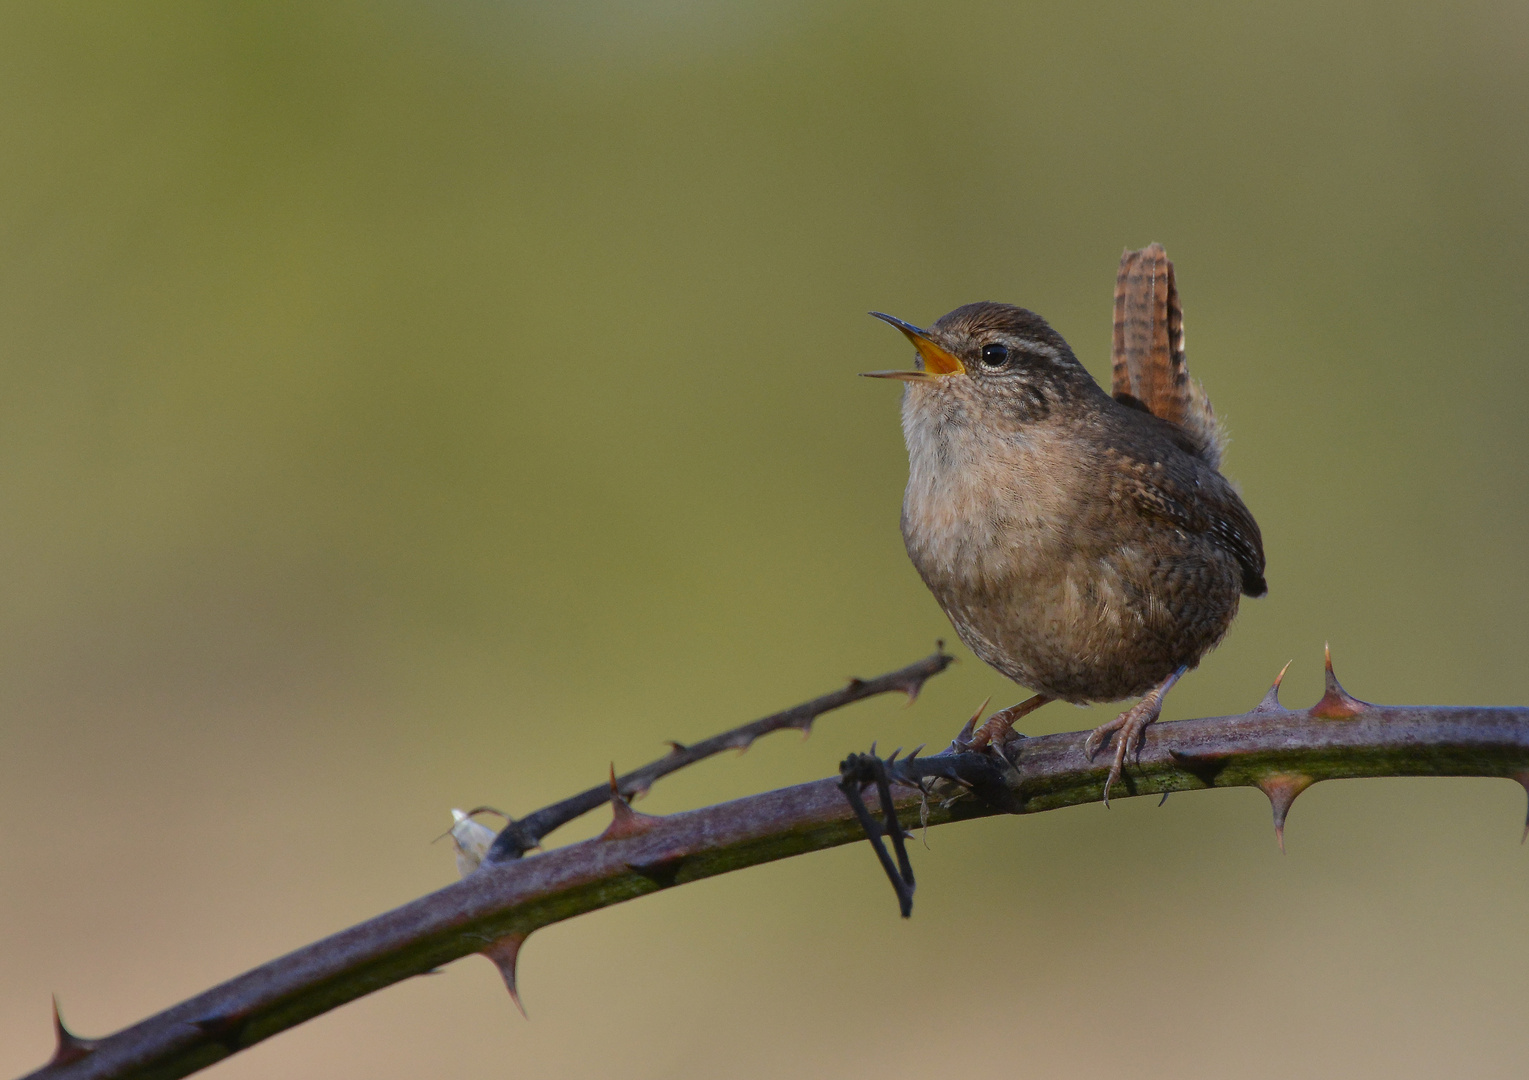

[1104,708,1148,807]
[1087,667,1186,806]
[969,693,1050,752]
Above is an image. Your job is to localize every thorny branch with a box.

[24,649,1529,1080]
[487,649,954,859]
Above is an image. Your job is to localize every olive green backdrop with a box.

[2,2,1527,1077]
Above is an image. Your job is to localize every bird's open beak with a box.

[862,312,966,381]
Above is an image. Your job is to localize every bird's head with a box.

[864,302,1095,425]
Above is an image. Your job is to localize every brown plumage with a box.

[1111,242,1223,466]
[866,245,1265,799]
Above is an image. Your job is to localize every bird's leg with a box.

[965,693,1051,752]
[1083,665,1188,806]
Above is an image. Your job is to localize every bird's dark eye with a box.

[979,343,1010,369]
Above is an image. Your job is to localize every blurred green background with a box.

[2,1,1527,1076]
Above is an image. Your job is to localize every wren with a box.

[866,245,1265,801]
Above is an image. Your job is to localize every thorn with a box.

[1256,773,1316,853]
[949,703,984,753]
[1312,643,1367,719]
[599,765,662,841]
[847,676,867,691]
[480,933,530,1018]
[50,996,95,1066]
[664,740,687,755]
[1255,660,1295,712]
[956,696,991,747]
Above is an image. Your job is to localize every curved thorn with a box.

[1274,659,1293,691]
[480,933,530,1019]
[956,696,996,750]
[50,996,96,1066]
[1256,660,1295,712]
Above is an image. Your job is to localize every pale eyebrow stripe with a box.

[1014,340,1061,362]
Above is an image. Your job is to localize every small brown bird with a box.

[867,245,1265,800]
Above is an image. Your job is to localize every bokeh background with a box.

[2,1,1527,1077]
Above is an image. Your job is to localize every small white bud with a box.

[448,809,503,878]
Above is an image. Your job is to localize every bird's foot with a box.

[1083,667,1187,806]
[1084,697,1161,806]
[962,693,1051,753]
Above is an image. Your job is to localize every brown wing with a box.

[1110,244,1224,467]
[1104,430,1268,599]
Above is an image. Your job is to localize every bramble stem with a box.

[22,660,1529,1080]
[488,649,953,858]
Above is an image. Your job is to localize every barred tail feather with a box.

[1110,243,1225,466]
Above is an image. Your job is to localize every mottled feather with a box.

[1111,244,1224,468]
[888,294,1266,706]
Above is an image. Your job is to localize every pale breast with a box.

[900,390,1076,593]
[897,386,1240,702]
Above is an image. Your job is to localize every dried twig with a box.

[487,648,953,859]
[22,650,1529,1080]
